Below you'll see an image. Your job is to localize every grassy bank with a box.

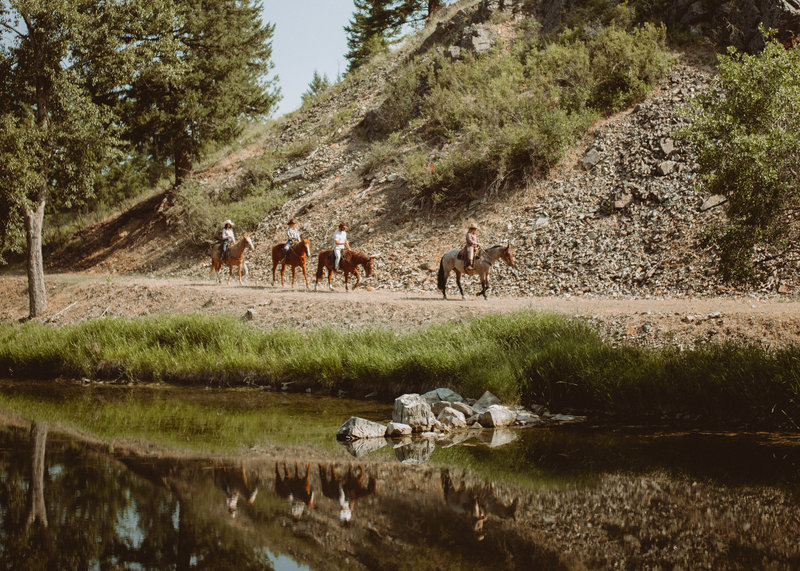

[0,312,798,428]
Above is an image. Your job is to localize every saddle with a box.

[457,247,481,261]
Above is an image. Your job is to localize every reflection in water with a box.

[1,412,800,569]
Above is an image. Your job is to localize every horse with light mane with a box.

[210,234,254,285]
[437,244,514,299]
[271,237,312,288]
[315,250,374,291]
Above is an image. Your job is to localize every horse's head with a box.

[244,234,254,250]
[302,237,311,257]
[364,256,374,277]
[503,245,515,267]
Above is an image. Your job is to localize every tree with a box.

[345,0,444,72]
[301,70,332,104]
[121,0,280,185]
[683,34,800,282]
[0,1,177,317]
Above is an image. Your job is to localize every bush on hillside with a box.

[681,34,800,282]
[371,19,672,205]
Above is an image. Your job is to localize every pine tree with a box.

[302,70,332,104]
[120,0,280,185]
[0,1,178,317]
[345,1,444,72]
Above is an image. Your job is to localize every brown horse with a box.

[271,237,311,288]
[210,235,254,285]
[315,249,374,291]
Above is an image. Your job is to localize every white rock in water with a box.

[437,406,467,430]
[478,404,516,428]
[393,393,436,432]
[385,421,412,437]
[336,417,387,441]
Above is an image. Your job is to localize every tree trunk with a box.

[173,135,193,186]
[25,421,49,531]
[24,195,48,318]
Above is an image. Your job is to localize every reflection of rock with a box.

[436,430,476,448]
[476,429,518,448]
[478,404,516,427]
[472,391,501,413]
[393,394,436,432]
[336,417,387,441]
[340,437,389,458]
[394,438,435,464]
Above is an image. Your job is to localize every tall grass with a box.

[0,312,798,428]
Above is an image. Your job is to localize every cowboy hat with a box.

[223,219,234,226]
[468,222,478,230]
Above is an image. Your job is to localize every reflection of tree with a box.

[25,421,48,531]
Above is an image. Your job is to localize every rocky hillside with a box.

[54,0,800,298]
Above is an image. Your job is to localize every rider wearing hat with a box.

[282,218,300,262]
[333,222,350,271]
[465,222,481,271]
[221,220,235,262]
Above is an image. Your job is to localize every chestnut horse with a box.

[271,237,312,288]
[437,244,514,299]
[315,250,374,291]
[210,235,254,285]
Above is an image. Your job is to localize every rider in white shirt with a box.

[221,220,235,261]
[333,222,350,271]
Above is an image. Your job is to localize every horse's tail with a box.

[437,257,446,292]
[315,252,325,282]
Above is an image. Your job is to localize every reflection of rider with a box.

[333,222,350,271]
[214,460,259,519]
[318,463,377,527]
[442,469,517,542]
[465,223,481,271]
[282,218,300,263]
[221,220,235,262]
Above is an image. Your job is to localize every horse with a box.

[271,236,312,288]
[315,249,374,291]
[210,234,254,285]
[437,244,514,299]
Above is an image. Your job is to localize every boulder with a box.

[478,404,516,428]
[700,194,727,212]
[385,422,412,437]
[336,417,387,441]
[452,401,475,417]
[422,388,464,404]
[581,148,602,170]
[393,393,436,432]
[431,401,452,416]
[472,391,501,413]
[656,160,677,176]
[437,407,467,430]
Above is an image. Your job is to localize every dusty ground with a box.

[3,272,800,350]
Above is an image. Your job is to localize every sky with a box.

[262,1,356,117]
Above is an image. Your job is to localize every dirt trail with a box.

[3,273,800,349]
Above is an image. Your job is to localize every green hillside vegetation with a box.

[1,312,797,428]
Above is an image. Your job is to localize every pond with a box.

[1,380,799,569]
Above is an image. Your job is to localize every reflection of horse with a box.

[213,459,260,518]
[319,463,378,523]
[441,469,518,541]
[314,250,374,291]
[275,461,315,520]
[437,244,514,299]
[210,235,254,285]
[271,237,311,288]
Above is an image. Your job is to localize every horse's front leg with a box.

[291,266,297,288]
[352,269,360,290]
[344,271,349,292]
[280,263,287,286]
[476,275,488,299]
[455,271,465,299]
[238,264,244,286]
[327,268,333,290]
[302,262,309,289]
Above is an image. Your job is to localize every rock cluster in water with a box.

[336,388,584,463]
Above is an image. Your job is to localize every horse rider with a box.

[221,219,235,262]
[282,218,300,263]
[333,222,350,271]
[465,223,481,271]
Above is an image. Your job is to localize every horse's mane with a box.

[349,250,371,263]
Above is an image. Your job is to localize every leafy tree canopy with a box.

[683,32,800,282]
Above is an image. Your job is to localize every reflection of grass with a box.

[0,387,386,453]
[1,311,799,427]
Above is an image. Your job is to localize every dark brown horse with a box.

[315,249,374,291]
[271,237,311,288]
[210,235,254,285]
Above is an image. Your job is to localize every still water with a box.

[1,381,799,570]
